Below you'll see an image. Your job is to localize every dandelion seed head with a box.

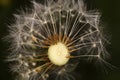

[6,0,110,80]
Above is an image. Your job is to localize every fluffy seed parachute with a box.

[6,0,110,80]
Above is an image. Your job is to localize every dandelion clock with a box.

[5,0,112,80]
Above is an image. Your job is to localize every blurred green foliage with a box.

[0,0,12,7]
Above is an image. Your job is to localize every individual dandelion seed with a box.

[6,0,111,80]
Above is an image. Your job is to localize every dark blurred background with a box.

[0,0,120,80]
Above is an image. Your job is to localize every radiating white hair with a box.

[6,0,111,80]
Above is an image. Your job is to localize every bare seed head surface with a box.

[48,42,70,66]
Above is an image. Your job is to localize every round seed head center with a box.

[48,42,70,66]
